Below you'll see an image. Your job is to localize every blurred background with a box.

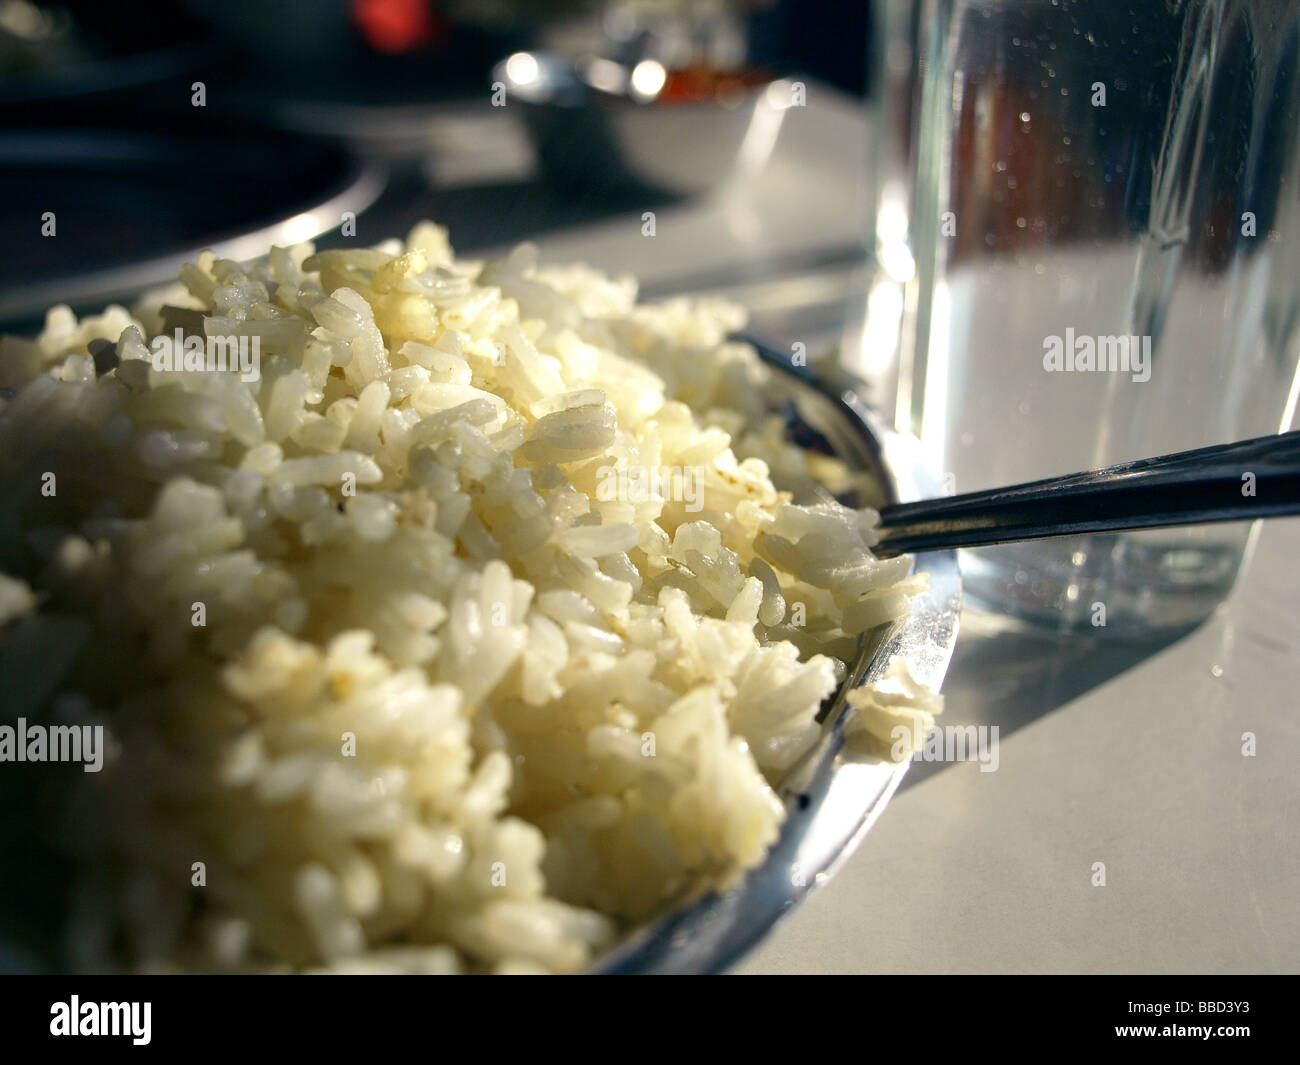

[0,0,875,346]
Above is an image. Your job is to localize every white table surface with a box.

[734,520,1300,974]
[469,82,1300,974]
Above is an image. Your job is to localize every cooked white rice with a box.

[0,223,933,974]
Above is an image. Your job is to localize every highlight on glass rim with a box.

[0,0,1293,1035]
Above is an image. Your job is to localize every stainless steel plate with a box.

[0,126,385,327]
[590,357,962,974]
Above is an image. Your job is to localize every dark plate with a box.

[0,123,384,329]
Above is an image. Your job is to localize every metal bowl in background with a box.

[493,50,797,198]
[0,0,223,108]
[0,123,384,331]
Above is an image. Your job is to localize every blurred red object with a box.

[351,0,443,54]
[659,67,770,106]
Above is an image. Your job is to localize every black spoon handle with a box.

[872,430,1300,558]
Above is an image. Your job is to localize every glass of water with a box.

[853,0,1300,634]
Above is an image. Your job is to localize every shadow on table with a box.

[897,602,1197,791]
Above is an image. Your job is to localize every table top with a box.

[462,82,1299,974]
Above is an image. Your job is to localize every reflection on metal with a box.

[735,81,791,178]
[504,51,541,87]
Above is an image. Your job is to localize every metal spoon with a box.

[740,333,1300,556]
[872,430,1300,558]
[594,334,1297,973]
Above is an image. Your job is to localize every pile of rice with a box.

[0,223,932,974]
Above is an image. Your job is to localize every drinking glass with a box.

[852,0,1300,634]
